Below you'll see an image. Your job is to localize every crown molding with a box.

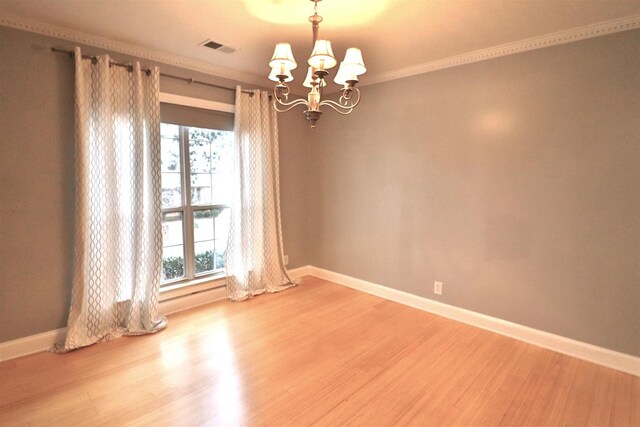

[2,11,638,91]
[0,11,266,88]
[362,14,640,87]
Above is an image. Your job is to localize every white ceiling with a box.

[1,0,639,87]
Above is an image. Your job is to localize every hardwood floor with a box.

[1,276,638,426]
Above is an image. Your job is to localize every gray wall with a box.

[2,24,638,357]
[0,26,310,342]
[309,30,640,356]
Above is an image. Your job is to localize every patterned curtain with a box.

[225,87,298,301]
[54,47,167,352]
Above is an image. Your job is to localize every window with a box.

[160,123,233,285]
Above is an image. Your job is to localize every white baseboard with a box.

[307,266,640,377]
[0,265,313,362]
[0,290,230,362]
[289,265,311,279]
[158,286,228,315]
[159,265,310,315]
[0,328,67,362]
[10,265,631,375]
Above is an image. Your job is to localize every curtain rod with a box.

[50,47,256,95]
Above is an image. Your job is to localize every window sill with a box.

[160,274,226,302]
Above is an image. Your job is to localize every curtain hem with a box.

[51,319,167,354]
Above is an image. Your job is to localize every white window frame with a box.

[159,93,235,301]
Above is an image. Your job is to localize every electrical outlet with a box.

[434,281,443,295]
[284,255,289,265]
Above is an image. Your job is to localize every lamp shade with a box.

[269,43,297,71]
[334,62,359,85]
[308,40,337,70]
[269,67,293,82]
[303,67,327,88]
[341,48,366,75]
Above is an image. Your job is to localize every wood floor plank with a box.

[0,277,637,426]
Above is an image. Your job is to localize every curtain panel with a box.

[55,47,167,352]
[225,87,298,300]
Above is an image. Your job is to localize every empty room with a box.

[0,0,638,425]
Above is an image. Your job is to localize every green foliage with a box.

[166,141,179,172]
[189,127,224,142]
[189,127,223,175]
[188,127,233,179]
[162,256,184,280]
[162,250,224,281]
[193,208,225,219]
[195,250,225,273]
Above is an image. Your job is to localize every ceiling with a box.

[1,0,639,88]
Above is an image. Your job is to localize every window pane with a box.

[193,209,215,242]
[211,173,232,205]
[161,123,182,208]
[191,173,212,206]
[189,127,233,206]
[162,212,184,246]
[162,212,185,282]
[162,245,185,282]
[214,208,230,269]
[210,131,233,175]
[193,207,228,274]
[194,240,215,275]
[189,135,211,174]
[161,137,180,173]
[162,172,182,208]
[159,123,233,283]
[161,123,180,140]
[211,131,233,204]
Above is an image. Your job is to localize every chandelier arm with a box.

[273,84,291,103]
[318,88,361,114]
[317,99,355,115]
[339,87,361,108]
[272,97,310,113]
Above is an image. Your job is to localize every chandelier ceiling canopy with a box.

[268,0,366,128]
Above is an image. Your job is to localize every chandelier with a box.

[268,0,366,128]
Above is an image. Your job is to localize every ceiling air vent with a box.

[201,39,236,54]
